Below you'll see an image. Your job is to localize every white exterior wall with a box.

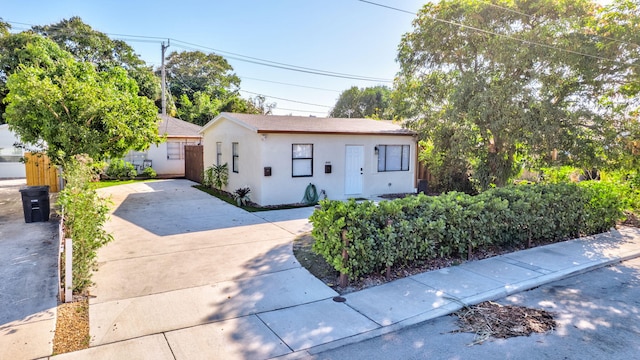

[202,118,417,206]
[202,120,263,201]
[148,142,182,176]
[124,137,200,176]
[259,133,415,206]
[0,125,26,178]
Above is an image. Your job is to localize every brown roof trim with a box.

[165,135,203,138]
[256,130,416,136]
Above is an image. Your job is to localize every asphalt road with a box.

[312,256,640,360]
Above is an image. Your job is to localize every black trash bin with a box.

[417,179,428,194]
[19,186,50,223]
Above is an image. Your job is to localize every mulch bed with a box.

[622,211,640,227]
[453,301,556,345]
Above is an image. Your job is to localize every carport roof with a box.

[201,112,416,136]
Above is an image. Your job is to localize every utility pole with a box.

[345,109,354,118]
[161,40,170,115]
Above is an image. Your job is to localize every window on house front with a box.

[292,144,313,177]
[167,140,199,160]
[377,145,410,172]
[167,142,182,160]
[232,142,239,173]
[216,142,222,165]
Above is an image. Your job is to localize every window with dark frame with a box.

[377,145,410,172]
[216,142,222,165]
[292,144,313,177]
[232,142,239,173]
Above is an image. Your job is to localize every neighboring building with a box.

[200,112,417,206]
[124,115,202,177]
[0,124,25,178]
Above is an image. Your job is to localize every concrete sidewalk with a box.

[45,180,640,360]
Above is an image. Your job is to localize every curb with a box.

[275,233,640,359]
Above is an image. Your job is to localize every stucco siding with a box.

[258,133,415,206]
[148,142,181,175]
[202,119,263,201]
[124,137,199,177]
[201,115,417,206]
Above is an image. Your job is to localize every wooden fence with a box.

[184,145,203,184]
[24,152,60,192]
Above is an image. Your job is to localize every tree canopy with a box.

[330,85,392,119]
[3,35,160,163]
[0,18,160,123]
[31,17,160,102]
[395,0,640,191]
[164,50,260,125]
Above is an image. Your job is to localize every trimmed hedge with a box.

[310,183,625,280]
[58,155,113,292]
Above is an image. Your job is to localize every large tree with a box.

[1,32,72,124]
[395,0,639,190]
[31,17,160,103]
[0,18,160,123]
[3,35,160,163]
[165,50,239,100]
[330,85,392,119]
[164,50,260,124]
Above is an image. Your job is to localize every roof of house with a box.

[200,112,416,136]
[159,115,203,138]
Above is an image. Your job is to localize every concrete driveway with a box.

[0,179,59,360]
[88,179,335,358]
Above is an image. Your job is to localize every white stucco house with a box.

[0,124,26,178]
[124,115,202,177]
[200,112,417,206]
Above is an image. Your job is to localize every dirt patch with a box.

[293,234,339,288]
[52,297,90,354]
[453,301,556,345]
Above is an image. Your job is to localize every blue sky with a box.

[3,0,427,116]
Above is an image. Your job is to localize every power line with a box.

[169,38,392,82]
[5,19,393,83]
[5,20,32,27]
[239,90,332,108]
[170,42,392,82]
[274,107,329,114]
[357,0,638,67]
[357,0,415,15]
[478,0,640,49]
[239,76,341,93]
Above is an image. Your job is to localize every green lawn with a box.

[92,179,157,189]
[193,185,314,212]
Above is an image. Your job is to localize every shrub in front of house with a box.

[232,187,251,206]
[142,166,157,178]
[202,163,228,190]
[105,159,137,179]
[58,155,113,292]
[310,183,626,281]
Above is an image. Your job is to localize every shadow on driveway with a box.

[111,180,266,236]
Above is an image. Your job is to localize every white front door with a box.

[344,145,364,195]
